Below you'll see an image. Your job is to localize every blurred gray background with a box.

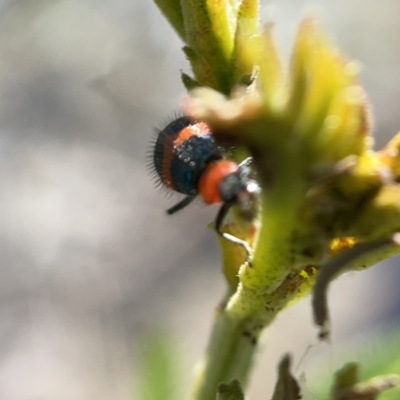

[0,0,399,399]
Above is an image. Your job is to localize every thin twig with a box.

[312,234,400,340]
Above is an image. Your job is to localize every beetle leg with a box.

[166,196,196,215]
[215,202,253,265]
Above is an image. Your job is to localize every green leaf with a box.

[237,0,259,36]
[181,72,200,91]
[153,0,185,41]
[180,0,237,93]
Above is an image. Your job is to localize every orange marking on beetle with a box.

[198,160,239,204]
[174,122,212,147]
[161,122,212,190]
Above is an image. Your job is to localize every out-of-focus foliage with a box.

[138,333,180,400]
[310,324,400,400]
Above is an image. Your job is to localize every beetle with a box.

[150,115,259,262]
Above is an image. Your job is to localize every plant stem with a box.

[190,312,261,400]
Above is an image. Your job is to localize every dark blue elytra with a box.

[153,116,225,195]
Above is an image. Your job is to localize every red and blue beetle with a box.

[151,115,260,261]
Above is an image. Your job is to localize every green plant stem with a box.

[190,312,261,400]
[191,151,306,400]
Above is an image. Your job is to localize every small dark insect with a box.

[149,115,260,262]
